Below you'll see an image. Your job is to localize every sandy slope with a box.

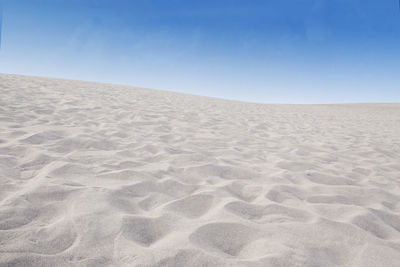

[0,74,400,266]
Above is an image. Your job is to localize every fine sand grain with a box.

[1,73,400,266]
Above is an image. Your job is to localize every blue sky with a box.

[0,0,399,103]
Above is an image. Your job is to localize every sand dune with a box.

[1,73,400,266]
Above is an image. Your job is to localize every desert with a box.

[1,74,400,266]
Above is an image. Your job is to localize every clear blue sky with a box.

[0,0,399,103]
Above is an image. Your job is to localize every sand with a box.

[0,73,400,267]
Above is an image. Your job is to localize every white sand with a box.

[1,73,400,266]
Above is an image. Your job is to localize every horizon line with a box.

[1,72,399,106]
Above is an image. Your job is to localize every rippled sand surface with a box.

[1,74,400,266]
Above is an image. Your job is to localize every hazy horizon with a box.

[0,0,399,104]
